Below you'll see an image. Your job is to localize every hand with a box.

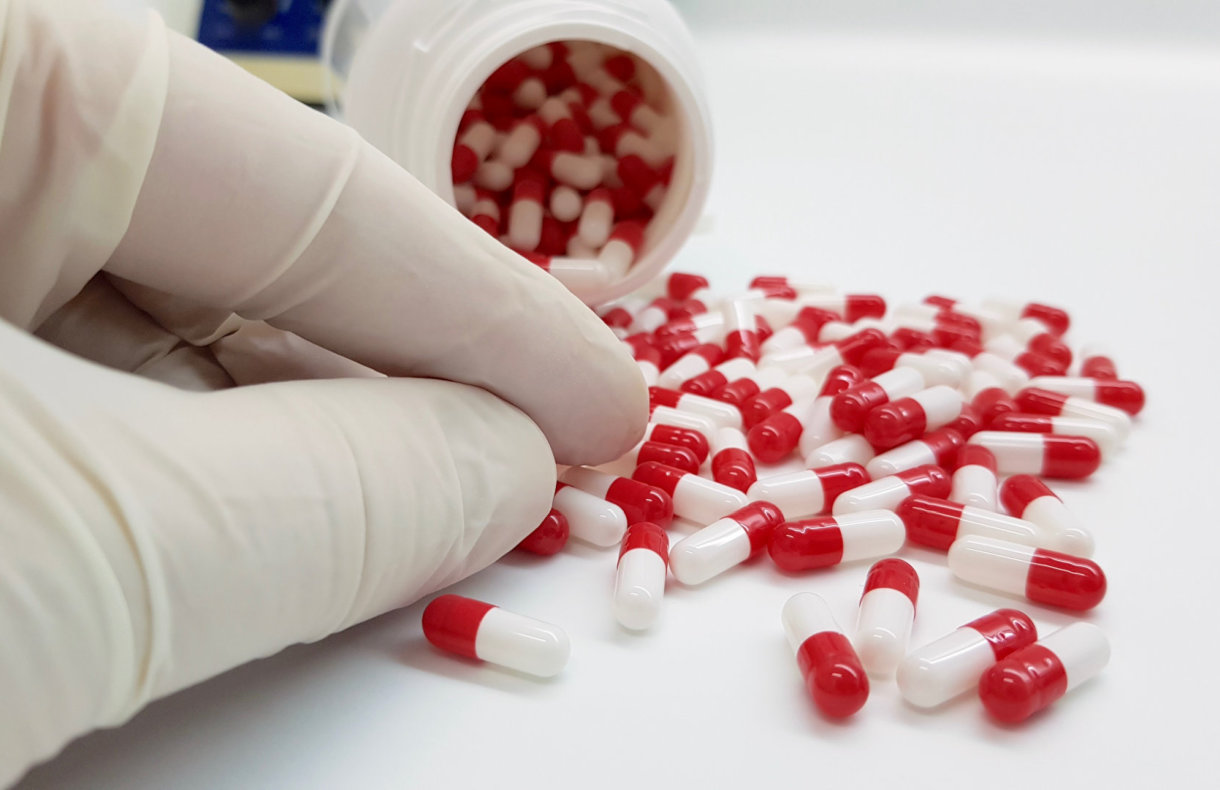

[0,1,646,784]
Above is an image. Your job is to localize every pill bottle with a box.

[322,0,713,305]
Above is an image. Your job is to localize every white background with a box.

[21,2,1220,787]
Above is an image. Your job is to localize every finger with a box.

[33,275,236,390]
[104,29,646,465]
[0,320,554,783]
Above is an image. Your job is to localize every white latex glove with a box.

[0,1,646,784]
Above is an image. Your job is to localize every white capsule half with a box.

[552,483,629,547]
[476,607,571,678]
[805,434,875,469]
[854,587,915,678]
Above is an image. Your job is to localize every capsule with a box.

[979,622,1109,723]
[760,328,888,378]
[656,343,726,390]
[422,595,570,677]
[678,357,757,396]
[1026,376,1145,416]
[987,413,1119,457]
[967,431,1101,479]
[968,371,1019,425]
[1003,318,1072,367]
[897,608,1038,708]
[621,439,701,475]
[862,386,964,451]
[633,461,749,525]
[830,367,927,432]
[642,422,710,463]
[866,427,964,479]
[710,426,757,493]
[614,522,669,630]
[856,347,972,388]
[805,434,875,470]
[515,508,570,555]
[971,351,1032,394]
[721,299,762,362]
[1000,475,1094,557]
[798,294,886,323]
[748,462,870,519]
[742,392,804,460]
[666,272,710,301]
[949,444,998,511]
[945,403,983,439]
[760,306,842,353]
[897,495,1060,552]
[832,464,949,515]
[557,470,672,532]
[710,366,788,407]
[741,373,824,428]
[769,510,905,572]
[983,335,1065,378]
[781,593,869,718]
[1015,387,1132,440]
[947,535,1107,611]
[854,559,919,677]
[980,299,1070,337]
[669,501,785,585]
[649,386,743,431]
[627,296,679,336]
[632,343,661,386]
[1079,352,1119,380]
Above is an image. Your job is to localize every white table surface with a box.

[19,19,1220,790]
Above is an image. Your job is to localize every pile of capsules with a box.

[449,41,678,295]
[422,271,1144,725]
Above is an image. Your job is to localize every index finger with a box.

[104,30,646,464]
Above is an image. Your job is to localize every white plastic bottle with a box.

[323,0,714,304]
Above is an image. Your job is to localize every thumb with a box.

[0,321,554,784]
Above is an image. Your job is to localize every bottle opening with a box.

[448,40,688,301]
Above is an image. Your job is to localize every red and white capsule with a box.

[832,464,949,515]
[748,462,871,519]
[633,461,749,525]
[747,395,820,463]
[897,495,1061,553]
[988,413,1120,457]
[422,595,570,677]
[1078,347,1119,380]
[614,522,669,630]
[862,385,964,451]
[979,299,1070,337]
[678,358,758,397]
[1000,475,1094,557]
[854,559,920,677]
[781,593,869,718]
[649,386,744,431]
[739,373,824,428]
[1027,376,1145,416]
[557,469,673,530]
[710,426,758,493]
[858,347,972,388]
[656,343,725,390]
[642,422,710,463]
[865,427,963,479]
[948,535,1107,611]
[967,431,1101,480]
[515,508,570,555]
[620,438,700,475]
[669,501,785,585]
[896,608,1038,708]
[949,444,999,511]
[550,481,631,547]
[805,434,875,470]
[599,221,645,278]
[1014,387,1132,440]
[768,510,906,572]
[760,306,841,353]
[979,622,1109,723]
[722,299,762,362]
[577,187,615,247]
[829,367,927,432]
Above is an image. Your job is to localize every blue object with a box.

[196,0,326,56]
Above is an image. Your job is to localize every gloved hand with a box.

[0,1,646,784]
